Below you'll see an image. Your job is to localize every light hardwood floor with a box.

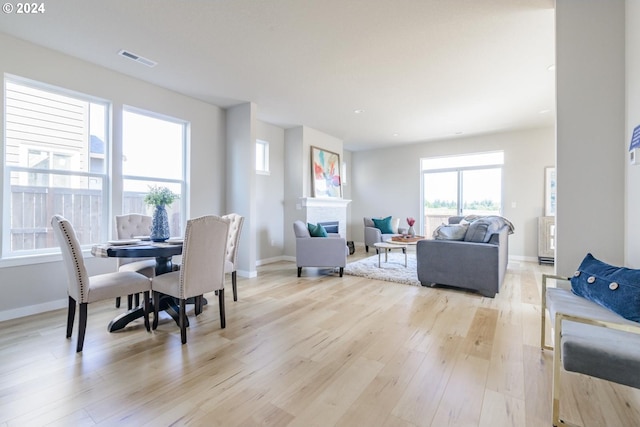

[1,251,639,427]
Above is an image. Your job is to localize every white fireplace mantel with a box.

[299,197,352,208]
[299,197,351,237]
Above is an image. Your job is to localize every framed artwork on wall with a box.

[310,146,342,198]
[545,166,556,216]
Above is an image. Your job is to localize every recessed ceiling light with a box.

[393,133,399,137]
[118,49,157,68]
[353,109,364,114]
[539,109,550,114]
[547,64,555,71]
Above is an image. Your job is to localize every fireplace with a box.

[300,197,351,237]
[317,221,339,234]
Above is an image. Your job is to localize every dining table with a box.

[91,240,185,332]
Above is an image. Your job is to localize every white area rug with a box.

[344,253,421,286]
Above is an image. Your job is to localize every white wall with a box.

[256,121,285,263]
[283,127,305,258]
[350,127,556,261]
[342,150,353,241]
[0,34,227,320]
[627,1,640,268]
[226,103,258,277]
[555,0,626,275]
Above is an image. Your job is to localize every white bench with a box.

[541,274,640,426]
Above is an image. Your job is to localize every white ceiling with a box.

[0,0,555,151]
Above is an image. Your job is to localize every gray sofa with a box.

[416,216,513,297]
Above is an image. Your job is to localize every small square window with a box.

[256,139,270,174]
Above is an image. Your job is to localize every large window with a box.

[422,151,503,237]
[122,108,187,238]
[3,77,109,257]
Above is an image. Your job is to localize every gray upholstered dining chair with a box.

[221,213,244,301]
[114,214,156,309]
[51,215,152,352]
[151,215,229,344]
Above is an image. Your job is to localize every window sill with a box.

[0,248,92,268]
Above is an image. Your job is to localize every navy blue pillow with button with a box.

[571,253,640,322]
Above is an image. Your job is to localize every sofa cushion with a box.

[432,223,468,240]
[307,223,328,237]
[293,220,311,238]
[571,253,640,322]
[372,216,395,234]
[463,216,508,243]
[390,217,400,234]
[546,287,640,389]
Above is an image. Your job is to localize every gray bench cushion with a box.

[547,287,640,389]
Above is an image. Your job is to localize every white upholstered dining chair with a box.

[151,215,229,344]
[51,215,152,352]
[114,214,156,309]
[221,213,244,301]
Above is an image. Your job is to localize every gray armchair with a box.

[363,216,406,252]
[293,220,347,277]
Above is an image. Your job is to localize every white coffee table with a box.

[373,242,407,267]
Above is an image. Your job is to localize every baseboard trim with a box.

[256,255,287,266]
[0,298,67,322]
[509,255,540,263]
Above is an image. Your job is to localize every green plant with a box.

[144,185,179,206]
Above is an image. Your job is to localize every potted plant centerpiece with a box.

[144,185,179,242]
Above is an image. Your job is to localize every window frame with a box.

[121,106,188,237]
[421,151,504,237]
[2,75,111,261]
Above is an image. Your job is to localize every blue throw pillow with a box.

[372,216,394,234]
[571,253,640,322]
[307,223,328,237]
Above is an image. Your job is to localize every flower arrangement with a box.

[144,185,179,207]
[407,217,416,227]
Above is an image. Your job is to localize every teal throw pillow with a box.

[571,253,640,322]
[372,216,395,234]
[307,223,328,237]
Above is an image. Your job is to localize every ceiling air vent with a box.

[118,49,157,68]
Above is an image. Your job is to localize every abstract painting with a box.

[310,146,342,198]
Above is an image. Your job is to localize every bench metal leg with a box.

[552,313,581,427]
[541,274,569,351]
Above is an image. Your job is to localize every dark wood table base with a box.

[94,243,187,332]
[108,295,207,332]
